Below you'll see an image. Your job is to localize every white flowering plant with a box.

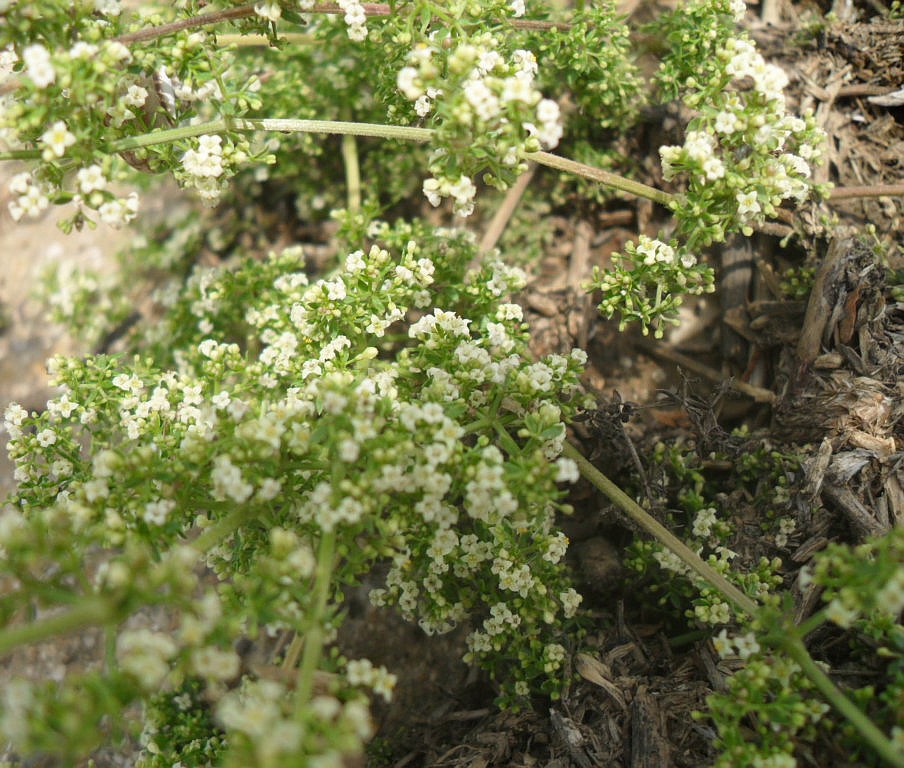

[1,219,591,765]
[0,1,901,767]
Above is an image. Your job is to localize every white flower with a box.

[123,84,148,108]
[76,164,107,194]
[414,94,432,116]
[714,110,740,135]
[729,0,746,21]
[692,507,718,538]
[103,41,132,63]
[69,42,99,60]
[254,1,281,21]
[40,121,76,159]
[876,568,904,617]
[94,0,122,16]
[422,177,441,207]
[397,67,423,100]
[117,629,177,690]
[36,428,57,447]
[702,156,725,181]
[825,598,859,628]
[560,588,582,618]
[736,190,761,219]
[509,0,526,16]
[733,632,760,659]
[712,628,733,657]
[97,193,139,227]
[22,44,55,89]
[554,457,579,484]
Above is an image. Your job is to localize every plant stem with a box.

[530,151,675,207]
[341,113,362,213]
[101,118,673,206]
[829,183,904,201]
[0,596,118,658]
[567,439,904,768]
[294,528,336,718]
[779,632,904,768]
[0,117,672,207]
[192,505,259,553]
[113,4,259,45]
[215,33,314,46]
[564,440,758,617]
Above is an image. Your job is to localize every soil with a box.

[1,1,902,767]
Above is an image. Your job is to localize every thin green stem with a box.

[1,120,672,208]
[295,529,336,719]
[0,596,117,658]
[192,505,259,553]
[564,440,757,617]
[530,151,675,207]
[779,632,904,768]
[493,422,521,457]
[0,148,41,161]
[236,118,433,143]
[796,607,828,638]
[341,117,362,213]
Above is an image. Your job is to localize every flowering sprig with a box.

[588,236,716,338]
[653,0,827,248]
[397,34,563,215]
[0,2,267,226]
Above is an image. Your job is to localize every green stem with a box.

[341,117,362,213]
[564,440,757,617]
[192,504,259,553]
[530,151,675,207]
[568,439,903,767]
[0,120,673,208]
[779,632,904,768]
[493,422,521,457]
[0,596,118,658]
[294,528,336,718]
[795,607,828,638]
[0,148,41,160]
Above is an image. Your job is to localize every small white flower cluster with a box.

[218,680,373,766]
[692,506,719,538]
[712,628,760,660]
[337,0,368,42]
[694,599,732,625]
[22,43,55,89]
[253,1,281,22]
[825,594,860,629]
[179,134,248,205]
[635,235,697,270]
[217,679,302,754]
[397,38,562,216]
[345,657,397,701]
[658,29,824,242]
[6,171,50,221]
[11,228,587,715]
[97,191,140,227]
[117,629,178,690]
[773,516,796,547]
